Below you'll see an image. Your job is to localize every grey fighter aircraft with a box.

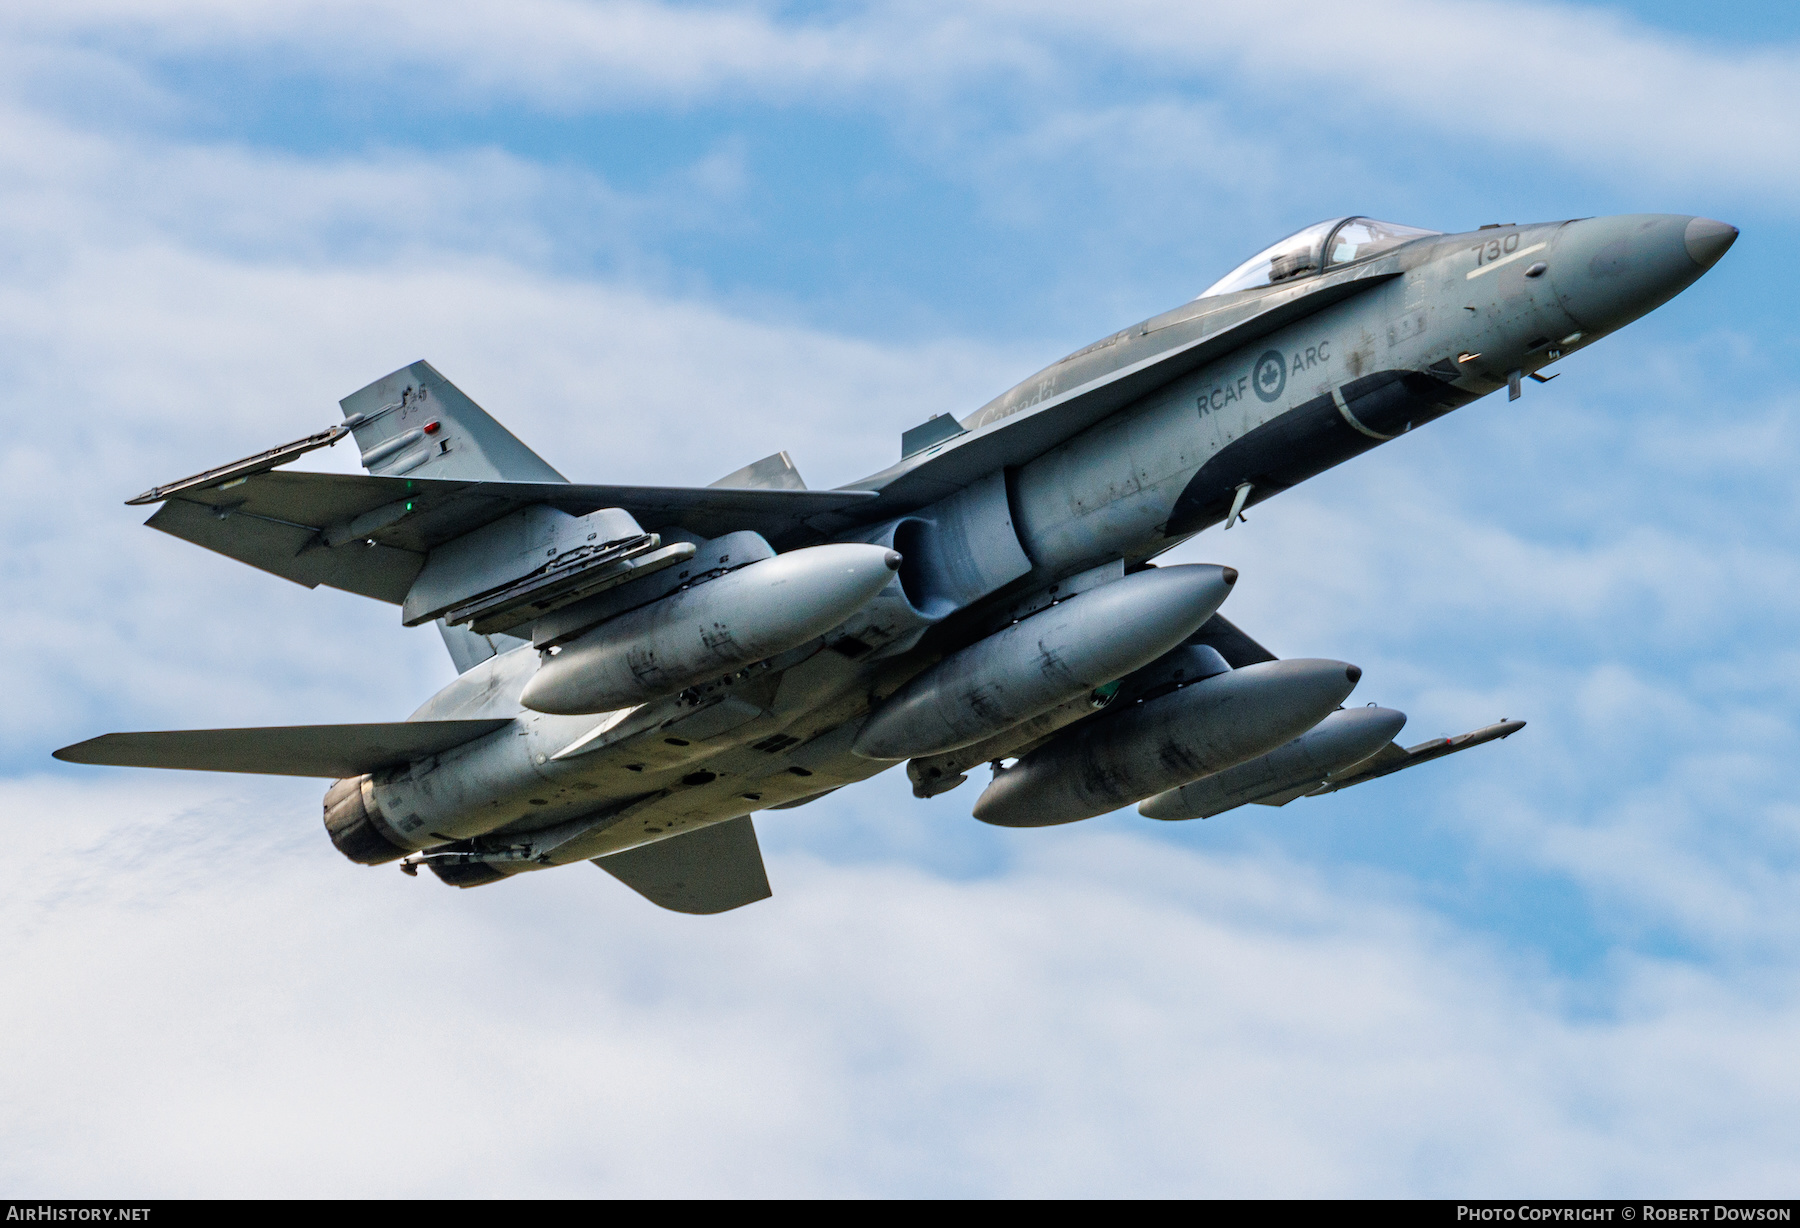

[57,212,1737,913]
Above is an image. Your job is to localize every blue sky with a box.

[4,0,1799,1197]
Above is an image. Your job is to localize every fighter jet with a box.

[56,212,1738,913]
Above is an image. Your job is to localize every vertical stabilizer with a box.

[437,620,529,674]
[340,361,566,484]
[709,451,807,490]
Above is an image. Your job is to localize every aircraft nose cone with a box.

[1547,213,1727,334]
[1684,217,1738,268]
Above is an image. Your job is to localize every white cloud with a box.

[0,0,1038,106]
[1008,0,1800,198]
[5,776,1799,1196]
[6,0,1796,203]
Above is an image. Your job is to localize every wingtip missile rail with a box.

[125,424,352,506]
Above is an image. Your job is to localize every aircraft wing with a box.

[52,720,512,777]
[593,815,772,914]
[1298,720,1527,798]
[1180,615,1525,809]
[136,469,880,604]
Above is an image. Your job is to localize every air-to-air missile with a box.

[58,212,1737,913]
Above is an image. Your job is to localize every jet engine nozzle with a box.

[322,774,409,865]
[1547,213,1736,335]
[520,543,900,715]
[853,564,1239,760]
[1139,704,1406,821]
[972,657,1360,827]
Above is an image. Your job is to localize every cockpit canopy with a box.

[1197,217,1440,299]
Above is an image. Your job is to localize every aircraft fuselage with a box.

[341,213,1732,886]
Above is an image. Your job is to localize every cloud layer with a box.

[8,0,1796,200]
[7,776,1799,1197]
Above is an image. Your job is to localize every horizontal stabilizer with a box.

[709,451,806,491]
[1302,719,1526,798]
[52,719,512,778]
[594,816,772,914]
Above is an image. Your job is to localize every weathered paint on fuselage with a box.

[375,213,1727,882]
